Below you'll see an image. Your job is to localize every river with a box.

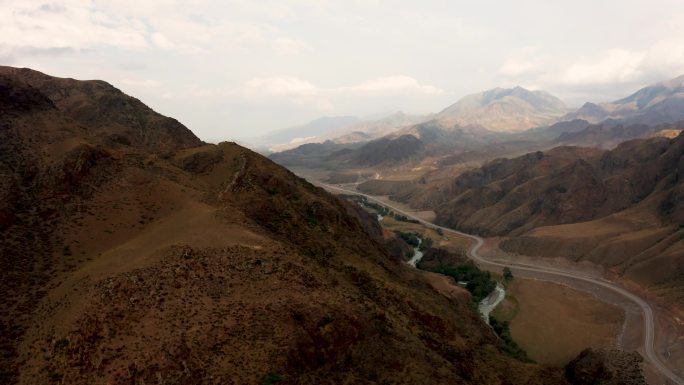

[478,283,506,324]
[407,238,423,267]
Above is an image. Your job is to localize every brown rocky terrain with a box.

[565,349,647,385]
[360,146,604,218]
[0,67,626,384]
[373,134,684,307]
[553,120,684,149]
[337,134,424,166]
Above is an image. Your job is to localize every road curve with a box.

[318,182,684,385]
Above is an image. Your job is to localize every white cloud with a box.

[272,37,312,55]
[151,32,175,49]
[119,78,162,88]
[241,76,331,110]
[243,76,318,97]
[559,48,646,85]
[241,75,444,99]
[6,0,684,140]
[226,1,298,21]
[236,74,444,112]
[498,46,546,77]
[0,0,150,51]
[334,75,445,95]
[496,39,684,101]
[640,39,684,80]
[0,0,313,58]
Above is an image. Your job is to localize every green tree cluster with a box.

[503,267,513,283]
[489,316,532,362]
[394,230,420,247]
[431,265,496,303]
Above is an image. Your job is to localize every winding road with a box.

[318,181,684,385]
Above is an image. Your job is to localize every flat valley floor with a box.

[493,278,624,366]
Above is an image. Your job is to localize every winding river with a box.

[407,238,423,267]
[478,283,506,324]
[404,236,506,324]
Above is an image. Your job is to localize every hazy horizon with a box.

[3,0,684,142]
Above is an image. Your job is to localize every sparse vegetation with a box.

[47,369,63,383]
[431,265,496,303]
[394,230,420,247]
[53,337,69,352]
[319,314,335,326]
[489,315,533,363]
[339,194,419,223]
[418,237,433,251]
[503,267,513,283]
[261,373,283,385]
[393,230,432,250]
[306,206,319,227]
[367,202,390,216]
[339,194,390,216]
[392,213,420,224]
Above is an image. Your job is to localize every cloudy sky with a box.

[3,0,684,142]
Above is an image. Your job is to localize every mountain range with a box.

[263,86,567,157]
[266,72,684,318]
[253,112,430,153]
[253,115,361,152]
[269,75,684,174]
[1,66,631,384]
[360,133,684,306]
[563,75,684,125]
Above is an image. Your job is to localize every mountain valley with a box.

[6,2,684,384]
[0,66,640,385]
[270,74,684,384]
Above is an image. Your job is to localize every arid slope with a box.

[0,67,589,384]
[414,136,684,306]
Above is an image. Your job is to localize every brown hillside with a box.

[0,67,586,384]
[422,136,684,305]
[0,66,202,153]
[384,146,604,219]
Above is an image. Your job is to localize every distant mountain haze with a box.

[332,111,432,142]
[266,85,574,170]
[561,74,684,126]
[268,74,684,174]
[257,115,361,148]
[264,75,684,155]
[435,86,568,132]
[265,112,430,152]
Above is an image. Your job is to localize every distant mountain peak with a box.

[435,86,567,132]
[659,73,684,89]
[562,73,684,126]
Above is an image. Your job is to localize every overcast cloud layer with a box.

[3,0,684,142]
